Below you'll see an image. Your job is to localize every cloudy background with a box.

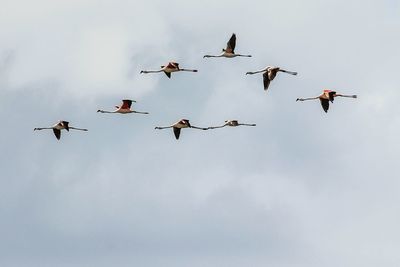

[1,0,399,266]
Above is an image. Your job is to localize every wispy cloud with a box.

[0,0,399,266]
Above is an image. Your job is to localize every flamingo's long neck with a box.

[133,111,149,114]
[208,125,225,129]
[336,94,357,98]
[69,127,88,131]
[190,125,208,130]
[179,68,198,72]
[279,70,298,75]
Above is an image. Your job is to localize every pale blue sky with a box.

[0,0,399,266]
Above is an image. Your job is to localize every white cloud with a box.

[1,0,399,266]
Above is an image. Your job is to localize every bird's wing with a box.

[173,127,181,139]
[263,72,271,90]
[61,121,69,131]
[319,98,330,113]
[164,71,171,78]
[226,33,236,53]
[167,62,178,69]
[268,68,278,81]
[53,129,61,140]
[121,100,133,109]
[328,91,336,102]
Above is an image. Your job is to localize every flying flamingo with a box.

[203,33,252,58]
[34,120,88,140]
[296,89,357,113]
[246,66,297,91]
[97,99,149,114]
[208,120,256,129]
[155,119,208,140]
[140,62,197,78]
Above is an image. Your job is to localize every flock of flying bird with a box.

[34,33,358,140]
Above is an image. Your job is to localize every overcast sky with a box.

[1,0,399,266]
